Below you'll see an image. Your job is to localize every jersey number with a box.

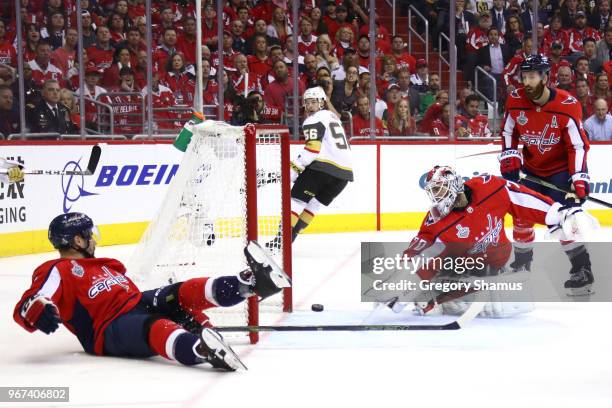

[330,123,350,150]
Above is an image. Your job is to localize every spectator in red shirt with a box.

[574,56,596,88]
[153,7,180,45]
[29,40,64,89]
[74,66,110,129]
[212,31,238,70]
[108,12,127,44]
[232,53,263,96]
[376,55,399,95]
[236,6,255,38]
[101,46,133,89]
[153,28,178,74]
[309,7,328,36]
[387,98,416,136]
[503,37,533,93]
[109,67,144,135]
[300,53,318,88]
[246,19,280,55]
[263,59,305,113]
[201,3,218,50]
[356,35,371,69]
[267,6,292,44]
[333,26,356,60]
[143,70,181,131]
[455,94,492,137]
[575,77,595,119]
[22,24,41,62]
[328,4,357,42]
[251,0,275,24]
[51,27,78,76]
[86,26,115,71]
[0,21,17,67]
[247,35,272,79]
[119,27,147,68]
[298,17,318,55]
[176,17,197,65]
[419,90,449,134]
[133,50,148,89]
[200,59,219,108]
[430,102,453,137]
[390,35,416,73]
[352,95,386,137]
[568,11,602,55]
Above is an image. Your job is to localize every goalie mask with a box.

[424,166,464,221]
[303,86,326,112]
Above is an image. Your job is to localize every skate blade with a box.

[247,241,292,288]
[566,285,594,297]
[201,329,248,371]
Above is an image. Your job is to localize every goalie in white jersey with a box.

[269,86,354,247]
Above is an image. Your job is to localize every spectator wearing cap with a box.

[596,27,612,66]
[477,27,511,103]
[86,26,114,71]
[543,15,570,57]
[382,83,402,123]
[409,59,429,93]
[28,40,64,89]
[212,31,239,70]
[590,0,611,32]
[331,65,359,113]
[584,98,612,140]
[465,12,492,84]
[74,65,110,129]
[267,6,293,44]
[80,11,97,49]
[331,47,359,81]
[575,77,595,119]
[569,11,602,57]
[356,35,371,69]
[357,17,392,56]
[50,27,78,76]
[390,35,416,74]
[153,28,179,75]
[352,95,387,137]
[548,41,568,85]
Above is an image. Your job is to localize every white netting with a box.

[128,121,289,342]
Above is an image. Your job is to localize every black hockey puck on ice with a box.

[311,304,324,312]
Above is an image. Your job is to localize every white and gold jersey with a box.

[301,110,353,181]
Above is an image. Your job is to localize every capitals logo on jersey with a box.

[88,266,130,299]
[519,124,561,154]
[468,214,503,255]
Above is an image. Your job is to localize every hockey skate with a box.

[509,249,533,272]
[564,264,594,296]
[195,328,247,371]
[244,240,292,300]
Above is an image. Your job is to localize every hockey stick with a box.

[1,145,102,177]
[519,172,612,209]
[216,301,485,333]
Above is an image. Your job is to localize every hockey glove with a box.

[498,149,522,182]
[571,172,590,200]
[21,295,61,334]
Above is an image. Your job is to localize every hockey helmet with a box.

[48,212,99,249]
[520,54,551,75]
[303,86,327,107]
[424,166,464,220]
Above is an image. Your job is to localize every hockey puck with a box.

[311,304,324,312]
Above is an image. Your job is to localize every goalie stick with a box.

[519,172,612,209]
[215,300,485,333]
[1,145,102,177]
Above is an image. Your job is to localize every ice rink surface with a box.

[1,229,612,408]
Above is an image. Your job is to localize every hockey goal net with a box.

[129,121,292,343]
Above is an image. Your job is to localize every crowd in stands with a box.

[0,0,610,140]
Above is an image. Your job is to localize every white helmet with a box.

[303,86,326,110]
[424,166,464,221]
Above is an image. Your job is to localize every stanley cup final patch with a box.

[517,111,528,126]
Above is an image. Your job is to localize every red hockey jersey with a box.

[14,258,142,355]
[404,175,556,277]
[501,87,589,177]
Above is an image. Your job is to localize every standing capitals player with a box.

[267,86,353,248]
[14,212,291,371]
[387,166,589,317]
[499,54,593,295]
